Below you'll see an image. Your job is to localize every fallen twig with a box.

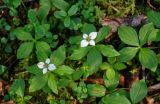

[147,0,157,10]
[149,83,160,92]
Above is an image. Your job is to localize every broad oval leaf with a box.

[87,84,106,97]
[14,28,33,41]
[54,10,67,19]
[35,41,50,52]
[54,65,75,75]
[26,65,43,76]
[147,10,160,28]
[130,80,148,104]
[81,23,96,34]
[106,67,115,80]
[97,45,120,57]
[113,62,127,70]
[36,50,48,61]
[100,94,131,104]
[68,5,78,16]
[70,47,90,60]
[29,76,47,92]
[52,0,69,11]
[139,23,154,46]
[17,42,34,59]
[64,16,71,27]
[48,73,58,94]
[28,9,39,24]
[104,71,119,91]
[118,26,139,46]
[38,5,50,20]
[117,47,139,62]
[69,36,82,45]
[148,28,159,43]
[139,48,158,71]
[87,47,102,73]
[96,26,110,43]
[50,45,66,66]
[9,78,25,97]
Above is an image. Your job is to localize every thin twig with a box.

[4,55,15,64]
[149,83,160,92]
[0,6,8,9]
[147,0,157,10]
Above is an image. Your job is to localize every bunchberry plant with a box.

[1,0,160,104]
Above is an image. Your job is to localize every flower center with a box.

[44,63,49,69]
[86,36,91,42]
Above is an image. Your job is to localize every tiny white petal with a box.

[42,68,48,74]
[45,58,50,64]
[89,32,97,39]
[83,34,88,39]
[81,40,89,47]
[89,40,95,46]
[48,64,56,71]
[37,62,45,69]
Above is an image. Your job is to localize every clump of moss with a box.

[96,0,145,17]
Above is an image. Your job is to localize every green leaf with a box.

[139,48,158,71]
[69,36,82,45]
[130,80,148,104]
[97,45,120,57]
[87,48,102,73]
[100,94,131,104]
[36,50,48,61]
[81,23,96,34]
[96,26,110,43]
[64,16,71,27]
[68,5,78,16]
[36,41,50,52]
[118,26,139,46]
[70,47,90,60]
[50,45,66,66]
[35,24,49,39]
[54,65,75,75]
[147,10,160,28]
[12,0,21,8]
[148,28,159,43]
[87,84,106,97]
[100,62,111,70]
[28,9,39,24]
[139,23,154,46]
[0,65,7,75]
[38,5,50,20]
[17,42,34,59]
[72,69,83,80]
[157,54,160,64]
[29,76,47,92]
[156,31,160,41]
[52,0,69,11]
[113,62,127,70]
[9,78,25,97]
[106,67,115,80]
[48,73,58,94]
[26,65,43,76]
[54,10,67,19]
[104,71,119,90]
[14,28,33,41]
[117,47,139,62]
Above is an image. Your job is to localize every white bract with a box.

[80,32,97,47]
[37,58,56,74]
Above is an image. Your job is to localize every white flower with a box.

[80,32,97,47]
[37,58,56,74]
